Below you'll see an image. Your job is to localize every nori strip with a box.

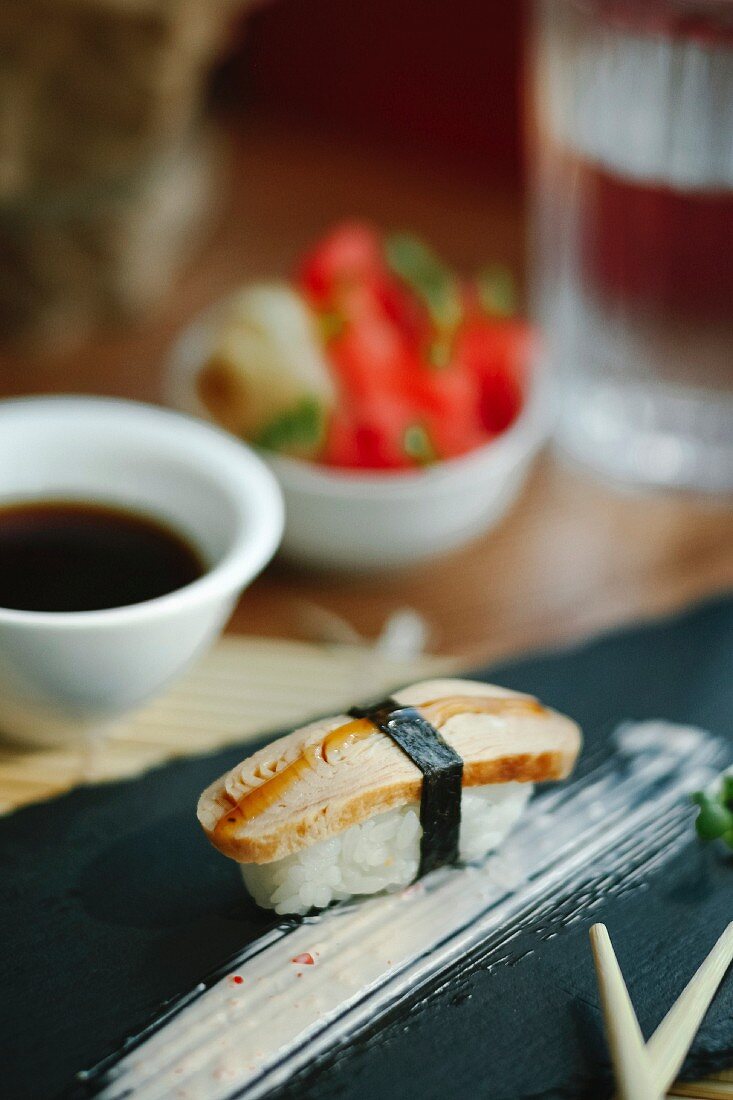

[348,698,464,877]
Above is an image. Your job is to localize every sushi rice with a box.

[241,781,533,915]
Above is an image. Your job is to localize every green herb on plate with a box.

[477,264,517,318]
[403,423,438,466]
[318,310,346,343]
[385,233,463,337]
[690,780,733,848]
[254,397,325,456]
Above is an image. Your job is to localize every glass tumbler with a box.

[528,0,733,491]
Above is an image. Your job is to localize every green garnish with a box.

[690,783,733,847]
[385,233,463,338]
[722,774,733,805]
[476,264,516,318]
[254,397,324,454]
[318,310,346,343]
[427,336,453,369]
[403,423,437,466]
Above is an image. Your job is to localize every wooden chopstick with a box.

[590,923,663,1100]
[602,923,733,1100]
[645,923,733,1098]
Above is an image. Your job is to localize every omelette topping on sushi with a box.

[198,678,581,914]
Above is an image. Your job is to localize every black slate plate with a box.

[1,595,732,1100]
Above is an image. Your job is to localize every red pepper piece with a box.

[455,319,530,434]
[297,222,385,308]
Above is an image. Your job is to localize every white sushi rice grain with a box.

[241,782,532,915]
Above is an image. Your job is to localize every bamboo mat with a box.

[670,1069,733,1099]
[0,634,450,815]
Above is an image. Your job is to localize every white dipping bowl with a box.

[0,397,283,745]
[168,315,549,571]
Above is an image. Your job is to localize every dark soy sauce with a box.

[0,500,205,613]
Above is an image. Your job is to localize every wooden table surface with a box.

[1,112,731,664]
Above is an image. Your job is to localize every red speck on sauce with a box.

[291,952,315,966]
[230,975,244,984]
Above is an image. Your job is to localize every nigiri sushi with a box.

[197,678,581,915]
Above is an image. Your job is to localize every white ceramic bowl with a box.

[168,315,550,571]
[0,397,283,745]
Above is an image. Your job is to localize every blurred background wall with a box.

[0,0,524,357]
[227,0,523,185]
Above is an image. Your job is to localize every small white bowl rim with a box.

[168,311,552,501]
[0,395,284,629]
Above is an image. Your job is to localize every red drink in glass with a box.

[529,0,733,489]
